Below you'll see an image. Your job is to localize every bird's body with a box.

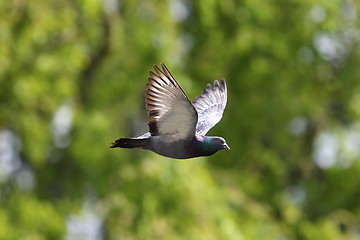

[129,135,227,159]
[110,63,229,159]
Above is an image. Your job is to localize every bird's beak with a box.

[223,143,230,150]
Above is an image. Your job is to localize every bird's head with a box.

[197,136,230,155]
[210,137,230,151]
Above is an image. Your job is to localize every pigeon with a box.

[110,63,229,159]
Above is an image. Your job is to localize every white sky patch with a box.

[313,32,345,62]
[170,0,189,22]
[312,125,360,169]
[0,129,22,182]
[51,103,73,148]
[313,131,338,169]
[338,130,360,168]
[66,202,103,240]
[312,1,359,65]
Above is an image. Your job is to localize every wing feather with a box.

[146,63,198,141]
[192,79,227,136]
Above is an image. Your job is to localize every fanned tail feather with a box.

[110,138,148,149]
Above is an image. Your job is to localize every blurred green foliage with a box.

[1,0,360,239]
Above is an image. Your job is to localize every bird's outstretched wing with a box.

[146,63,198,141]
[192,79,227,136]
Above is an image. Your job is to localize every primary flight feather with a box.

[110,63,229,159]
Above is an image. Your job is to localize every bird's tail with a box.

[109,137,149,149]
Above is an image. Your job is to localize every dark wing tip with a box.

[205,79,226,92]
[220,78,226,88]
[109,138,120,148]
[153,65,163,75]
[149,71,155,77]
[160,63,177,83]
[214,78,226,92]
[160,62,167,69]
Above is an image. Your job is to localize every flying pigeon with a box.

[110,63,229,159]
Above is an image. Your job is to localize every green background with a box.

[1,0,360,239]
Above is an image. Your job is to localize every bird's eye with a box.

[217,139,222,143]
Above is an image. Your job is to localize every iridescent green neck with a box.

[194,136,219,156]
